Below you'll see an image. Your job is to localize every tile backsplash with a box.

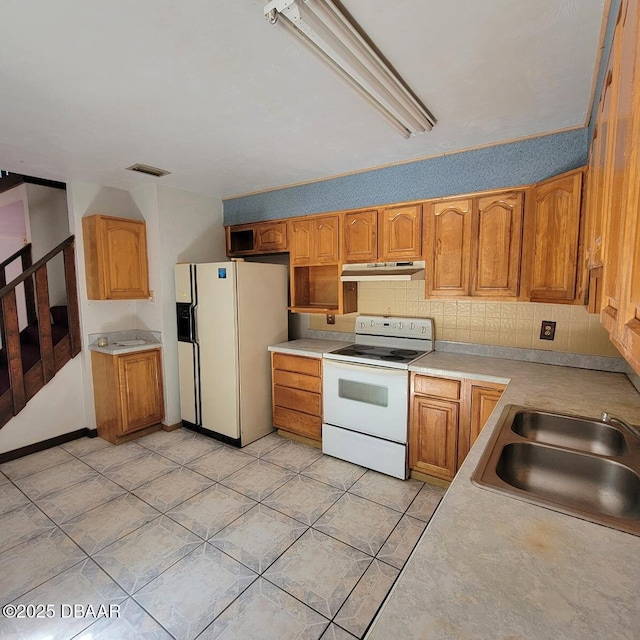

[309,281,622,358]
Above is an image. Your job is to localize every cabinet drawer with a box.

[274,406,322,440]
[274,385,321,416]
[273,369,321,393]
[272,353,321,377]
[413,375,461,400]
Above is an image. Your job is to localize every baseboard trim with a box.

[0,428,97,463]
[162,422,183,432]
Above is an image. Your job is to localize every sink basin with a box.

[511,410,628,456]
[496,442,640,520]
[472,405,640,536]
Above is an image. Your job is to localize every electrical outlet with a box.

[540,320,556,340]
[326,314,335,325]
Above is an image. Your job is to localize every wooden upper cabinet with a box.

[471,192,523,297]
[83,214,150,300]
[426,191,522,299]
[342,210,378,263]
[601,0,638,337]
[312,216,339,263]
[525,170,584,303]
[291,215,339,265]
[613,0,640,372]
[425,199,472,297]
[379,205,423,260]
[254,221,288,253]
[290,219,313,265]
[226,221,288,256]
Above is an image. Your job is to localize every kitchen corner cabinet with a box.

[225,221,288,256]
[425,191,523,299]
[409,373,505,481]
[271,352,322,441]
[91,348,165,445]
[82,214,150,300]
[521,169,585,304]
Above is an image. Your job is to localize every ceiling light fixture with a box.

[264,0,435,138]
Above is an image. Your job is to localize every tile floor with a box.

[0,429,445,640]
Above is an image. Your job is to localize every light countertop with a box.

[88,329,162,355]
[268,338,350,358]
[367,351,640,640]
[269,339,640,638]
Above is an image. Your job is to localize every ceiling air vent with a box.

[125,163,171,177]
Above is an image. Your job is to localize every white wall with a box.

[0,357,85,453]
[26,184,71,307]
[0,185,29,329]
[151,185,225,426]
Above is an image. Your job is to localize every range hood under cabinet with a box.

[340,261,425,282]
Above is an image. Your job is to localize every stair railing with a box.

[0,244,36,341]
[0,236,81,421]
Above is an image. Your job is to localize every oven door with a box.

[323,359,408,443]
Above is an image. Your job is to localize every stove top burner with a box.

[390,349,419,357]
[330,343,430,366]
[381,354,406,362]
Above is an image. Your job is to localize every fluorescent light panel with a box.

[264,0,435,138]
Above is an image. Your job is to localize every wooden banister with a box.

[0,234,81,428]
[0,243,32,273]
[0,237,74,299]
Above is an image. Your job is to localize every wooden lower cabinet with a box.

[410,395,459,479]
[271,353,322,441]
[409,373,505,481]
[91,348,165,445]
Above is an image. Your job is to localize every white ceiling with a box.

[0,0,605,199]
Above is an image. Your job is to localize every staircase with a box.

[0,237,81,429]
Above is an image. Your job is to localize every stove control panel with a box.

[355,315,434,340]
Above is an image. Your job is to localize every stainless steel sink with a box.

[473,406,640,536]
[511,410,628,456]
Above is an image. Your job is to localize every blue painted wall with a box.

[224,128,588,225]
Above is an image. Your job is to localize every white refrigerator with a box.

[175,261,288,446]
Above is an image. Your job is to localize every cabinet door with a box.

[618,0,640,372]
[425,199,472,297]
[117,350,164,434]
[409,396,458,480]
[469,386,502,444]
[290,220,313,265]
[100,217,150,299]
[312,216,339,263]
[601,0,638,338]
[343,210,377,263]
[527,171,583,302]
[379,205,423,260]
[254,221,288,253]
[471,193,523,297]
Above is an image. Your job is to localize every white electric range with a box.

[322,315,434,479]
